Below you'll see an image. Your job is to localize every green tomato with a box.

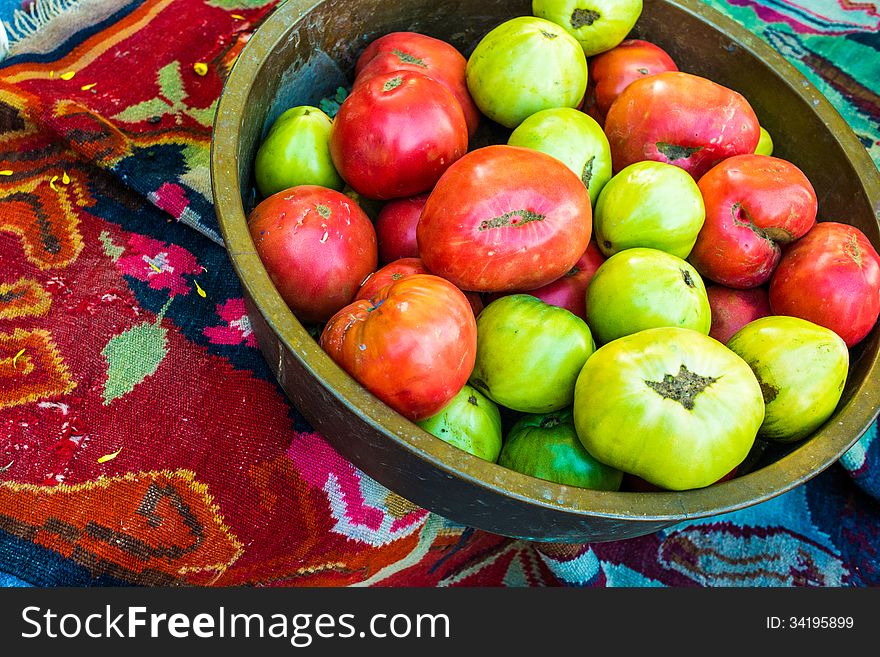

[594,161,706,258]
[466,16,587,129]
[499,408,623,490]
[586,247,711,344]
[507,107,612,206]
[755,126,774,156]
[532,0,643,57]
[573,327,764,490]
[254,105,344,197]
[470,295,596,413]
[726,316,849,443]
[417,384,503,462]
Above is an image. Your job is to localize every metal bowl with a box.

[211,0,880,542]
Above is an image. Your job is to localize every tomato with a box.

[705,284,771,345]
[470,294,596,413]
[355,257,484,317]
[355,257,430,302]
[623,467,738,492]
[374,193,429,264]
[485,241,605,321]
[688,154,817,288]
[507,107,613,206]
[768,222,880,347]
[353,31,480,137]
[755,126,774,156]
[594,160,705,259]
[586,247,711,345]
[588,39,678,118]
[532,0,644,57]
[499,408,623,490]
[329,70,468,200]
[727,316,849,443]
[320,274,477,421]
[604,71,760,179]
[417,384,503,462]
[466,16,587,129]
[248,185,377,323]
[573,327,764,490]
[254,106,343,197]
[418,145,593,293]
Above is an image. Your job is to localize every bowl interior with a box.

[211,0,880,541]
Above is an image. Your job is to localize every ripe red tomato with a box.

[320,274,477,421]
[706,285,772,344]
[486,241,605,321]
[248,185,377,323]
[354,31,480,137]
[330,70,468,200]
[769,222,880,347]
[356,257,430,302]
[357,257,484,317]
[589,39,678,119]
[604,71,760,179]
[417,145,593,293]
[374,193,429,264]
[689,154,817,288]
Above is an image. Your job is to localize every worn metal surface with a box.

[211,0,880,542]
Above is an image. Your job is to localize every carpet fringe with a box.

[2,0,85,57]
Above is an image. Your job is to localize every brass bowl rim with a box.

[210,0,880,523]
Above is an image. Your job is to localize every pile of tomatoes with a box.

[247,1,880,493]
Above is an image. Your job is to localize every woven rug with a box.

[0,0,877,587]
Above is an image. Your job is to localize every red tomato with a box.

[705,285,772,344]
[486,241,605,321]
[248,185,377,323]
[320,274,477,421]
[357,257,484,317]
[356,257,430,302]
[769,222,880,347]
[354,31,480,137]
[330,70,468,200]
[375,193,429,264]
[604,71,760,179]
[689,154,817,288]
[417,145,593,293]
[589,39,678,118]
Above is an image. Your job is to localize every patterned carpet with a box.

[0,0,877,587]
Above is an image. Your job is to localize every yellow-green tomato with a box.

[573,327,764,490]
[586,247,711,344]
[417,384,503,462]
[466,16,587,129]
[755,126,774,156]
[254,106,344,197]
[726,316,849,443]
[594,161,705,258]
[470,295,596,413]
[499,408,623,490]
[532,0,643,57]
[507,107,612,206]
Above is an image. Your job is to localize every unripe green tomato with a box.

[726,316,849,443]
[470,295,596,413]
[507,107,612,206]
[532,0,644,57]
[254,106,344,197]
[466,16,587,129]
[586,247,711,344]
[755,126,774,156]
[594,161,705,258]
[417,384,503,462]
[573,327,764,490]
[499,408,623,490]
